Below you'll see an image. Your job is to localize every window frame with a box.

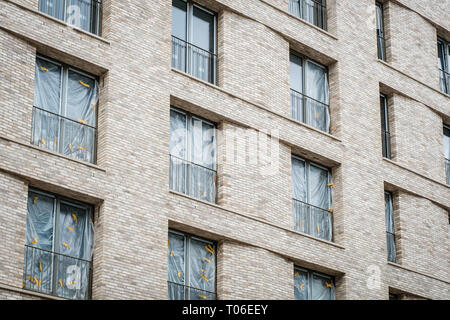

[171,0,218,84]
[380,93,391,159]
[169,106,217,202]
[437,37,450,94]
[376,1,386,61]
[291,155,333,241]
[38,0,102,35]
[25,188,94,299]
[289,51,330,132]
[444,124,450,185]
[288,0,328,30]
[294,265,335,300]
[384,191,397,263]
[168,229,217,300]
[33,55,99,164]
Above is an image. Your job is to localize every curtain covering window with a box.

[33,57,98,163]
[438,39,450,93]
[169,108,216,203]
[385,192,396,263]
[294,267,335,300]
[171,0,217,84]
[24,190,94,300]
[38,0,100,35]
[292,157,332,241]
[168,232,216,300]
[443,126,450,185]
[288,0,326,29]
[290,53,330,133]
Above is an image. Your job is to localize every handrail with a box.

[290,88,329,107]
[171,35,217,57]
[33,106,97,130]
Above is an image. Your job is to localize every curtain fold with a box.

[311,274,334,300]
[168,232,186,300]
[294,269,309,300]
[189,238,215,300]
[305,61,330,132]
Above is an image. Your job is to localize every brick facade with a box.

[0,0,448,300]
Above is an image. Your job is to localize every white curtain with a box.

[169,110,216,203]
[168,232,186,300]
[385,192,396,262]
[39,0,65,21]
[311,274,334,300]
[294,268,309,300]
[189,238,215,300]
[305,61,330,132]
[24,191,94,300]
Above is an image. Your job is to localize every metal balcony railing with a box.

[292,198,332,241]
[439,69,450,94]
[168,281,216,300]
[39,0,102,35]
[446,158,450,185]
[32,106,97,163]
[23,245,92,300]
[288,0,327,30]
[169,154,217,203]
[382,130,391,159]
[290,88,330,132]
[171,36,217,84]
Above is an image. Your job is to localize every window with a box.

[437,38,450,94]
[23,189,94,300]
[292,156,333,241]
[169,108,217,203]
[32,56,98,164]
[288,0,327,30]
[171,0,217,84]
[290,52,330,133]
[376,2,386,61]
[380,94,391,158]
[168,230,216,300]
[389,293,399,300]
[444,125,450,185]
[385,191,396,263]
[38,0,102,35]
[294,266,335,300]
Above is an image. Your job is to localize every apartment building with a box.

[0,0,448,300]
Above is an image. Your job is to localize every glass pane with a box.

[192,6,214,52]
[292,158,307,202]
[170,109,187,159]
[309,165,329,210]
[66,70,97,126]
[293,199,309,234]
[376,3,384,38]
[31,106,60,153]
[168,232,185,300]
[56,202,93,299]
[288,0,301,18]
[289,54,303,93]
[189,238,215,299]
[39,0,65,21]
[444,126,450,160]
[294,268,309,300]
[66,0,93,32]
[34,58,62,113]
[172,0,187,40]
[312,274,334,300]
[23,191,55,295]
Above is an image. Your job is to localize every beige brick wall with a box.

[0,0,448,301]
[389,94,446,183]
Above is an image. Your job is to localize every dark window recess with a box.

[380,94,391,159]
[385,191,397,263]
[438,38,450,94]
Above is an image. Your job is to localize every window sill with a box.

[0,282,67,300]
[382,157,449,189]
[387,262,450,285]
[4,0,110,44]
[169,189,346,250]
[0,135,106,173]
[377,59,450,99]
[171,68,343,143]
